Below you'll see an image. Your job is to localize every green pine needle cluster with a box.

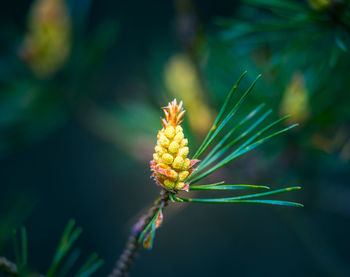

[140,72,302,250]
[11,220,103,277]
[217,0,350,74]
[173,72,302,207]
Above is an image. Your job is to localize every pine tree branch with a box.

[0,256,18,277]
[108,190,170,277]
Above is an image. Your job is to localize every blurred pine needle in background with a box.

[0,221,103,277]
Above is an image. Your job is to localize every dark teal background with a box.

[1,1,349,276]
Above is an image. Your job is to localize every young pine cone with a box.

[150,99,198,192]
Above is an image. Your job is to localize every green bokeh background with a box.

[1,0,349,276]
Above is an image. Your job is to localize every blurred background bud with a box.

[280,72,310,124]
[311,126,350,162]
[164,53,213,136]
[307,0,332,11]
[19,0,71,78]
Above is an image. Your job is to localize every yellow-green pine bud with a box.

[175,126,183,133]
[173,156,184,169]
[178,147,189,158]
[178,171,189,181]
[159,134,170,147]
[155,145,165,155]
[153,153,161,163]
[180,138,188,147]
[162,153,174,164]
[168,141,180,153]
[164,126,176,138]
[182,158,191,170]
[164,179,175,190]
[176,182,186,190]
[173,132,184,143]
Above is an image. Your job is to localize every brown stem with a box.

[0,257,18,277]
[108,190,170,277]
